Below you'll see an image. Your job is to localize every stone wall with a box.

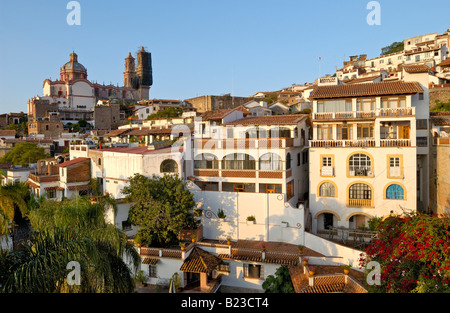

[429,86,450,109]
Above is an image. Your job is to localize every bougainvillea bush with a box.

[358,212,450,293]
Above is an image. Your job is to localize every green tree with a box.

[431,100,450,112]
[0,182,30,237]
[122,174,197,247]
[147,107,183,120]
[381,41,404,56]
[262,265,295,293]
[0,142,49,166]
[0,196,140,293]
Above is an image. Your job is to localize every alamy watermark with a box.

[366,1,381,26]
[67,1,81,26]
[66,261,81,285]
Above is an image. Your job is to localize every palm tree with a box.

[0,196,140,293]
[0,182,29,239]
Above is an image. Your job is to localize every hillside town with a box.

[1,27,450,295]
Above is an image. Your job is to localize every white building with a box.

[308,78,430,234]
[189,111,311,245]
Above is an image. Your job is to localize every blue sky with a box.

[0,0,449,114]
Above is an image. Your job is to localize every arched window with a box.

[386,184,404,199]
[160,159,178,173]
[319,182,336,197]
[348,153,372,176]
[222,153,255,170]
[259,153,282,171]
[286,153,291,170]
[194,153,219,169]
[349,183,372,200]
[348,183,372,207]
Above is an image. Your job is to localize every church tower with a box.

[136,46,153,100]
[124,52,137,88]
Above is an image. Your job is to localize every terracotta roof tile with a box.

[438,58,450,67]
[180,247,222,273]
[403,64,432,73]
[309,81,424,99]
[0,130,16,137]
[223,114,308,126]
[200,109,235,121]
[55,157,90,167]
[142,257,159,265]
[104,128,133,137]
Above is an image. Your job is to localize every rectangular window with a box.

[297,153,301,166]
[222,182,255,193]
[389,157,401,178]
[416,119,427,130]
[357,124,374,139]
[48,189,56,199]
[148,265,157,278]
[337,125,352,140]
[419,93,424,100]
[259,184,282,194]
[322,157,332,167]
[286,181,294,200]
[318,125,333,140]
[244,264,263,279]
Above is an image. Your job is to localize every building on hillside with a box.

[26,155,89,200]
[184,94,253,113]
[0,112,27,129]
[93,100,123,130]
[27,48,152,129]
[188,112,311,245]
[308,79,430,234]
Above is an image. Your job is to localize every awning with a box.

[142,258,159,265]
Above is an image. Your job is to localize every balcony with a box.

[313,107,415,121]
[194,138,297,149]
[311,138,412,148]
[28,173,59,183]
[194,169,286,179]
[380,139,411,147]
[347,198,373,208]
[310,139,376,148]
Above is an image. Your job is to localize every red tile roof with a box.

[309,81,424,99]
[0,130,16,137]
[200,109,235,121]
[180,247,222,273]
[55,157,90,167]
[403,64,432,73]
[223,114,308,126]
[104,128,133,137]
[438,58,450,67]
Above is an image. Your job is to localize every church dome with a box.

[60,51,87,81]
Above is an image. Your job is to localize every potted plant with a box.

[190,234,197,243]
[194,208,203,218]
[246,215,256,224]
[297,245,304,254]
[217,209,226,220]
[308,266,316,276]
[226,237,232,245]
[302,257,309,266]
[179,242,186,251]
[342,264,352,275]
